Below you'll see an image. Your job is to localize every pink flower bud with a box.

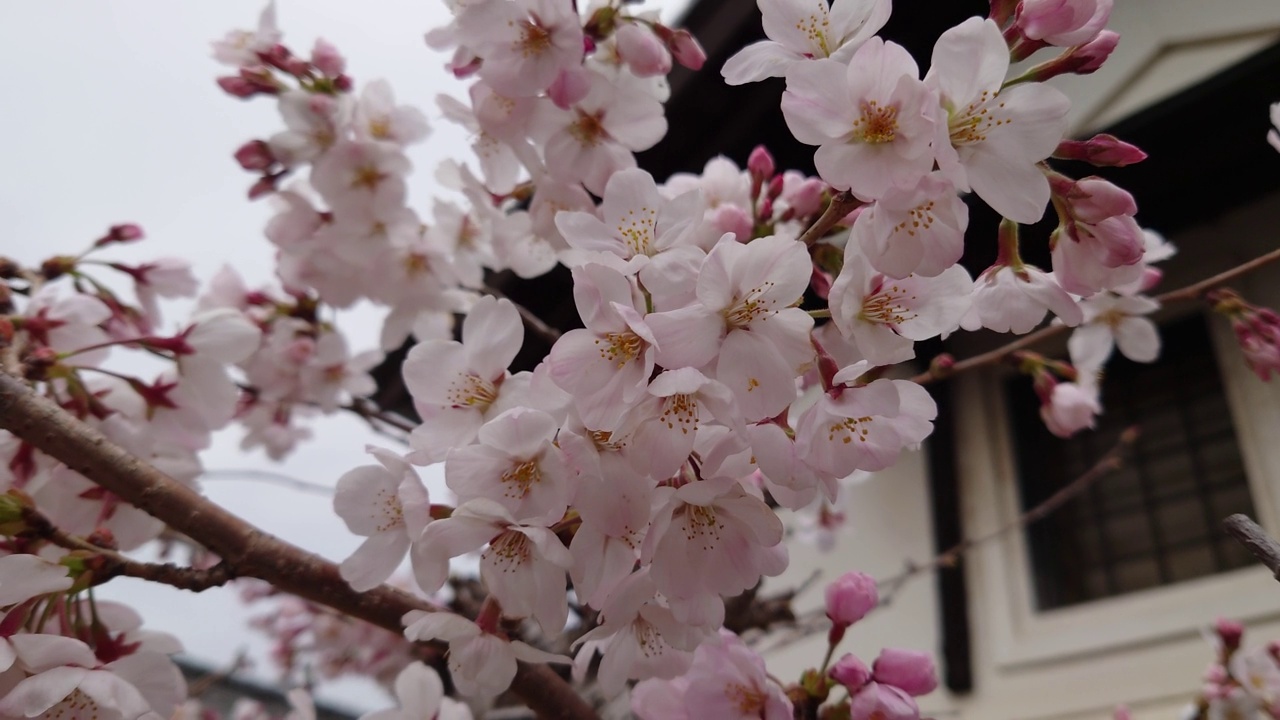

[849,682,919,720]
[1018,0,1113,47]
[108,223,144,243]
[548,66,592,109]
[1113,705,1133,720]
[830,653,872,691]
[234,140,276,172]
[872,649,938,697]
[825,571,878,628]
[1137,267,1163,293]
[1216,618,1245,650]
[1040,380,1100,438]
[1069,30,1119,73]
[784,178,825,217]
[1053,134,1147,167]
[667,29,706,70]
[310,38,346,76]
[712,204,753,241]
[748,145,776,181]
[217,75,261,98]
[333,74,354,92]
[615,23,671,77]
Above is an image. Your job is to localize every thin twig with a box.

[19,504,235,592]
[876,427,1138,606]
[482,284,562,344]
[1223,514,1280,583]
[798,191,862,248]
[0,370,598,720]
[202,469,334,496]
[911,248,1280,385]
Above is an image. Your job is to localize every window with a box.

[1006,314,1258,610]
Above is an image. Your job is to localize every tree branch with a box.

[18,501,236,592]
[1223,514,1280,583]
[798,191,862,248]
[911,247,1280,385]
[0,371,598,720]
[876,427,1137,605]
[483,283,563,345]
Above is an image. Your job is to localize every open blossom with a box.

[445,407,571,524]
[334,446,431,591]
[782,39,936,199]
[646,234,814,421]
[212,1,280,66]
[359,662,472,720]
[632,631,791,720]
[852,172,968,279]
[402,611,570,698]
[403,296,526,463]
[626,368,739,480]
[354,79,430,146]
[546,263,658,429]
[968,263,1082,334]
[0,554,73,606]
[412,499,572,634]
[643,477,787,617]
[925,18,1071,223]
[828,249,973,366]
[1067,292,1160,370]
[721,0,890,84]
[794,372,937,491]
[531,72,667,195]
[455,0,584,98]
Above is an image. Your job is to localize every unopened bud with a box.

[872,649,937,697]
[615,23,671,77]
[332,74,354,92]
[310,38,346,76]
[40,255,77,281]
[1015,30,1119,83]
[1053,134,1147,167]
[830,654,873,692]
[21,347,59,381]
[234,140,276,172]
[666,28,706,70]
[825,571,878,629]
[749,145,776,181]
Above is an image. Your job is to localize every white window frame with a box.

[955,305,1280,670]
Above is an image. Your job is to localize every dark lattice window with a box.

[1007,314,1258,610]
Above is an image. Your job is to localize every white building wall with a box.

[765,2,1280,717]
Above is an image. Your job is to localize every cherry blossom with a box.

[968,263,1083,334]
[402,611,569,698]
[359,662,473,720]
[455,0,585,99]
[782,39,937,199]
[1018,0,1114,47]
[721,0,891,85]
[851,172,968,279]
[925,17,1071,223]
[445,407,571,524]
[1067,292,1160,370]
[334,446,431,591]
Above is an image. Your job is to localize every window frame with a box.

[955,308,1280,669]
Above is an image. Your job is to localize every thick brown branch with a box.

[0,371,597,720]
[877,427,1137,604]
[798,191,862,248]
[911,247,1280,385]
[1223,514,1280,583]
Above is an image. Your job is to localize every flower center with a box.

[660,394,698,434]
[486,530,532,570]
[949,90,1010,146]
[892,201,937,238]
[827,416,874,444]
[595,330,644,368]
[446,373,498,409]
[569,110,608,148]
[794,3,833,56]
[616,206,657,256]
[727,682,768,714]
[855,100,899,144]
[518,20,553,57]
[351,163,387,191]
[860,280,918,326]
[724,281,778,328]
[500,459,543,500]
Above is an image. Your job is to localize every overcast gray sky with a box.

[0,0,690,712]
